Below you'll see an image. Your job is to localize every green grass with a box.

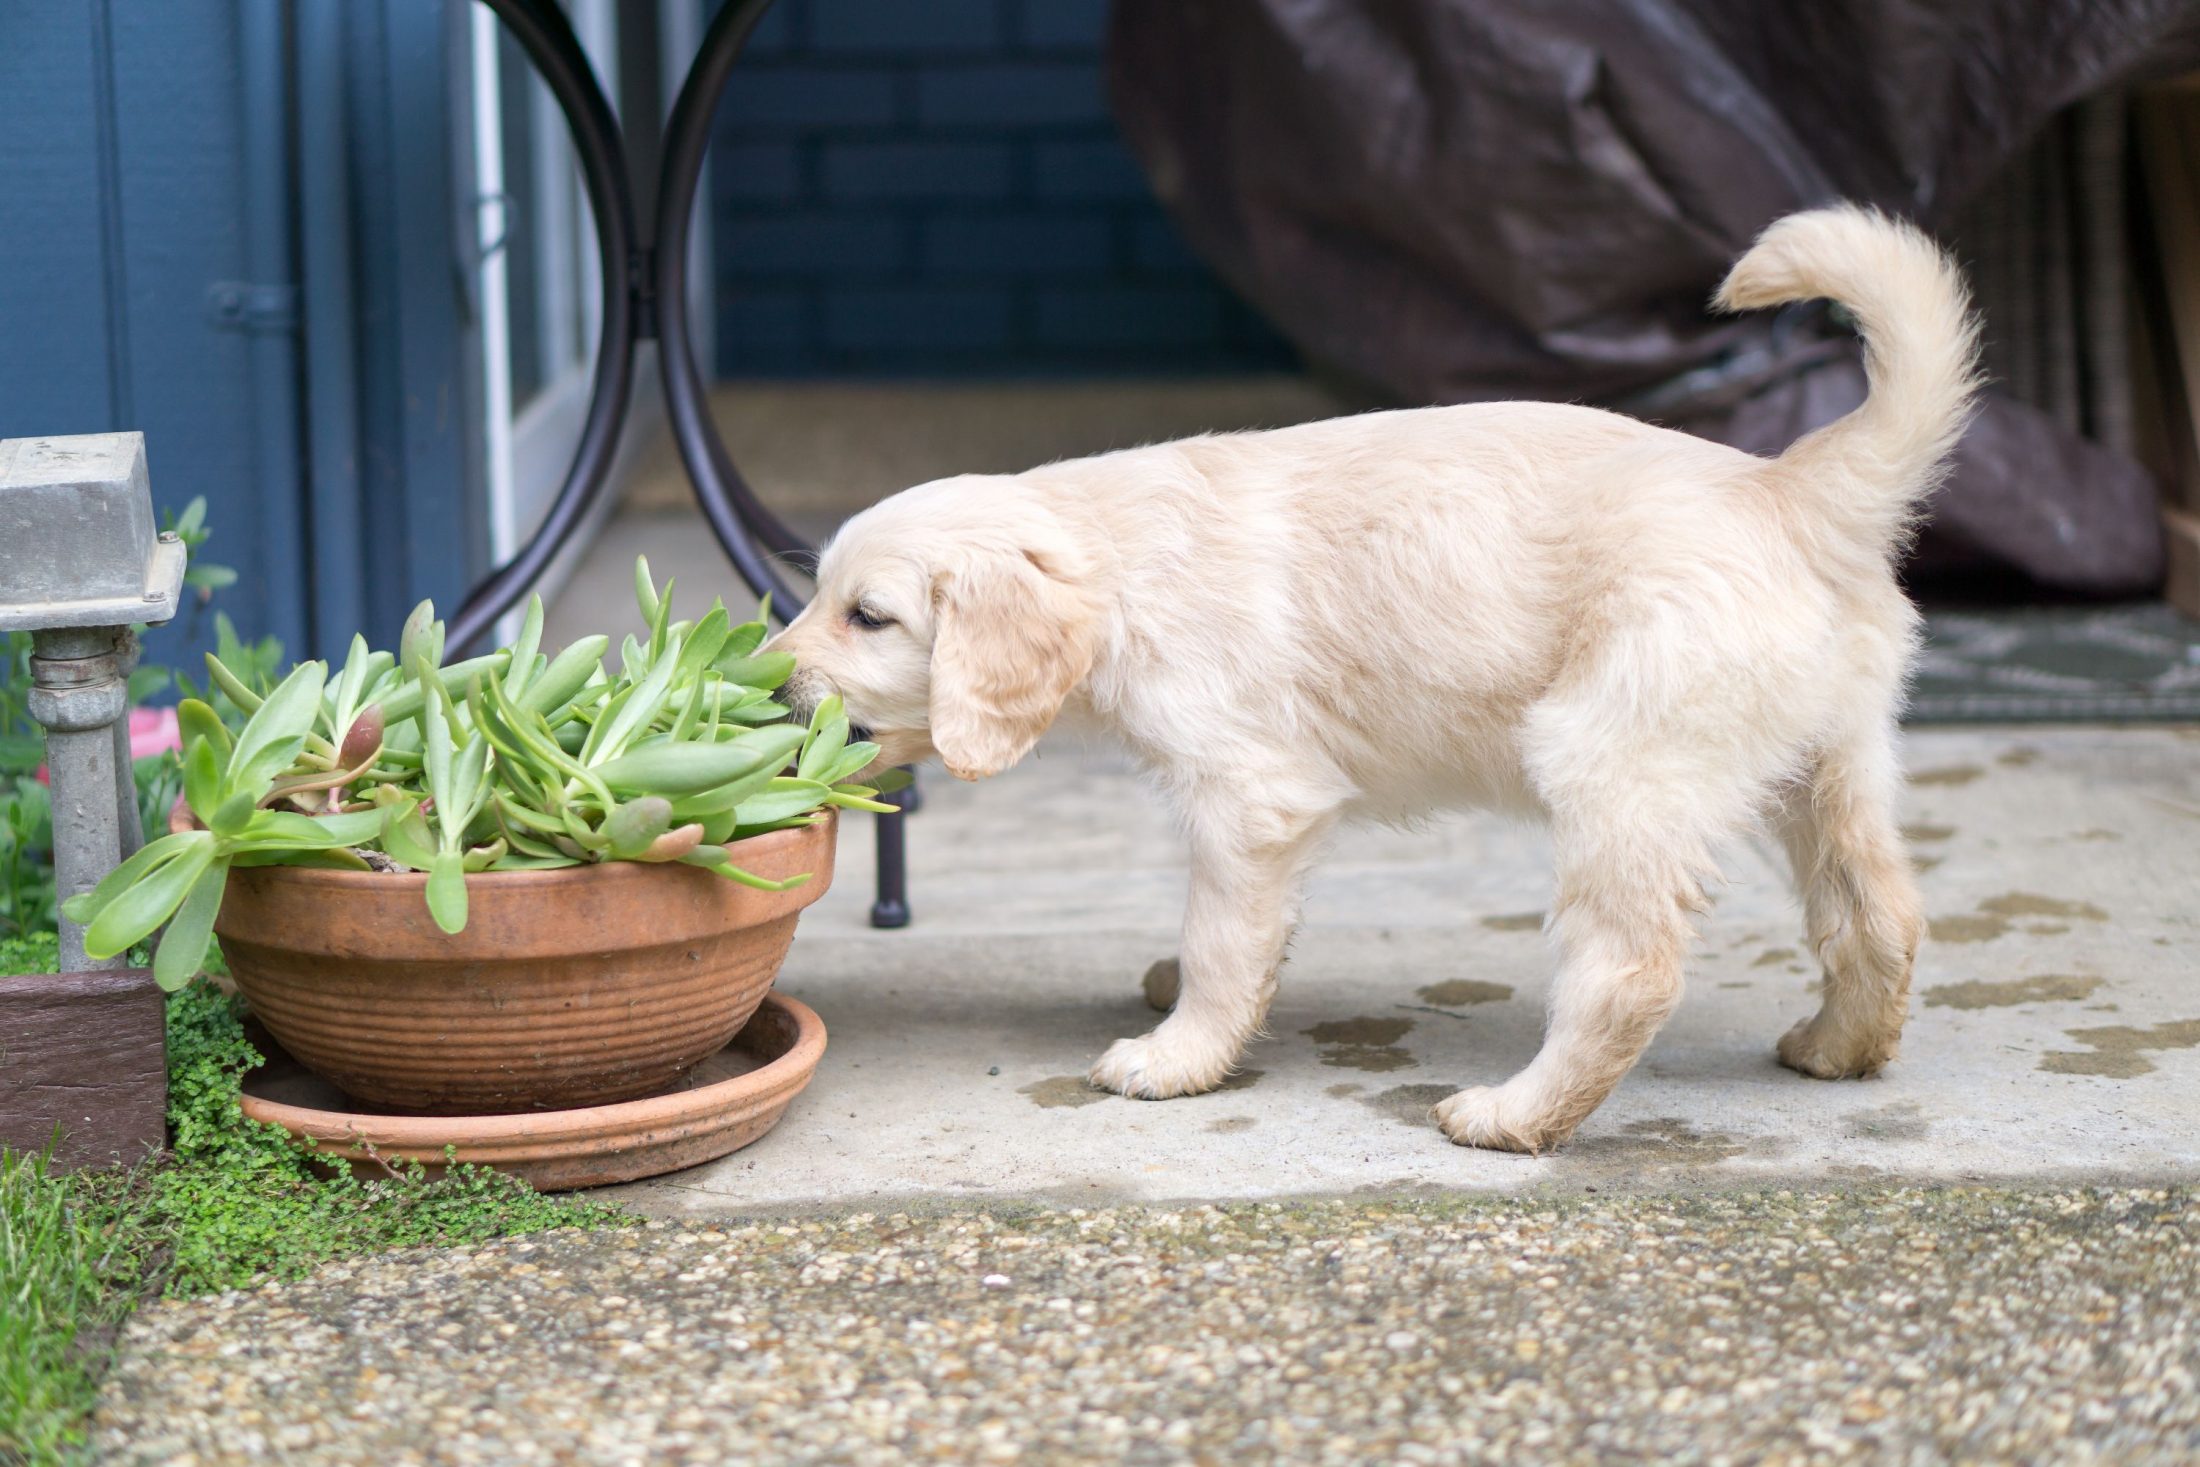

[0,1150,137,1467]
[0,931,630,1463]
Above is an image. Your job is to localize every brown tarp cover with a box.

[1108,0,2200,592]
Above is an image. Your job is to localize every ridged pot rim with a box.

[223,810,834,893]
[238,992,828,1145]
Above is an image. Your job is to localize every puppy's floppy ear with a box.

[929,543,1099,780]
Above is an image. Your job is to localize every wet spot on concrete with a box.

[1902,823,1956,843]
[1304,1017,1417,1072]
[1213,1068,1265,1094]
[2025,922,2070,936]
[1325,1082,1365,1099]
[1929,914,2009,943]
[1563,1118,1746,1169]
[1911,765,1985,787]
[1480,912,1545,933]
[1717,981,1751,990]
[1752,947,1799,968]
[1843,1102,1930,1141]
[1913,855,1945,874]
[1360,1082,1458,1127]
[1020,1076,1108,1109]
[1980,892,2109,922]
[1206,1115,1257,1135]
[1924,974,2103,1010]
[1928,893,2106,944]
[1416,979,1514,1007]
[2039,1019,2200,1078]
[1997,746,2042,768]
[2075,828,2122,842]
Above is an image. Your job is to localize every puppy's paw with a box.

[1432,1085,1575,1154]
[1141,957,1181,1012]
[1776,1015,1897,1080]
[1088,1022,1232,1100]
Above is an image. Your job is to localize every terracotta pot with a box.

[214,812,835,1114]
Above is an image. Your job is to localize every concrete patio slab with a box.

[602,724,2200,1216]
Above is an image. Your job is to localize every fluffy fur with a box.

[769,206,1980,1151]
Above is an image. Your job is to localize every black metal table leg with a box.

[455,0,915,928]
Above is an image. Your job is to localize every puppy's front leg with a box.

[1090,804,1329,1100]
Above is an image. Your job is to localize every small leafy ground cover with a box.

[0,932,630,1464]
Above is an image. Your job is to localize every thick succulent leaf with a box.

[425,852,468,934]
[222,660,327,804]
[398,599,437,670]
[152,855,230,992]
[671,605,732,687]
[797,702,849,783]
[664,761,784,820]
[379,807,441,872]
[177,698,232,756]
[224,808,386,852]
[504,596,545,699]
[720,619,767,659]
[867,766,915,796]
[590,639,682,763]
[518,635,608,715]
[489,849,582,872]
[818,742,882,787]
[181,737,222,824]
[60,830,203,925]
[604,797,674,860]
[714,651,794,692]
[593,724,806,799]
[210,789,259,837]
[692,859,812,893]
[202,652,264,715]
[731,776,835,827]
[84,835,217,960]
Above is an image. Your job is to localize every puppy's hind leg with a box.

[1434,812,1699,1153]
[1773,725,1921,1079]
[1090,796,1333,1100]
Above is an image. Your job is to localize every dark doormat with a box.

[1910,603,2200,723]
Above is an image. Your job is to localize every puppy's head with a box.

[771,477,1101,781]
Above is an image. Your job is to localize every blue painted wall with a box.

[706,0,1297,377]
[0,1,483,667]
[0,0,311,673]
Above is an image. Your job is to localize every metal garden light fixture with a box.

[0,432,184,972]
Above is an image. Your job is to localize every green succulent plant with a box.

[62,559,899,990]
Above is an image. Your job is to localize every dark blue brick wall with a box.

[707,0,1295,377]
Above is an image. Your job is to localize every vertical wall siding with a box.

[0,0,312,670]
[705,0,1297,377]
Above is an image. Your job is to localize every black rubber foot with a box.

[869,898,911,929]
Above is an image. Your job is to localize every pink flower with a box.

[32,706,183,784]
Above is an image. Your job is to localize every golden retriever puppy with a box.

[770,206,1978,1152]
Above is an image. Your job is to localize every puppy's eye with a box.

[847,603,894,631]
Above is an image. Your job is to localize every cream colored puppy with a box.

[771,206,1977,1152]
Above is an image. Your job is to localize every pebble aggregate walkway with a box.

[94,1187,2197,1464]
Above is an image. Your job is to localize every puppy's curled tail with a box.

[1714,204,1981,556]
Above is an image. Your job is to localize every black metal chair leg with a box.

[870,783,912,928]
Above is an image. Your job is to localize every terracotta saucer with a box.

[238,993,826,1191]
